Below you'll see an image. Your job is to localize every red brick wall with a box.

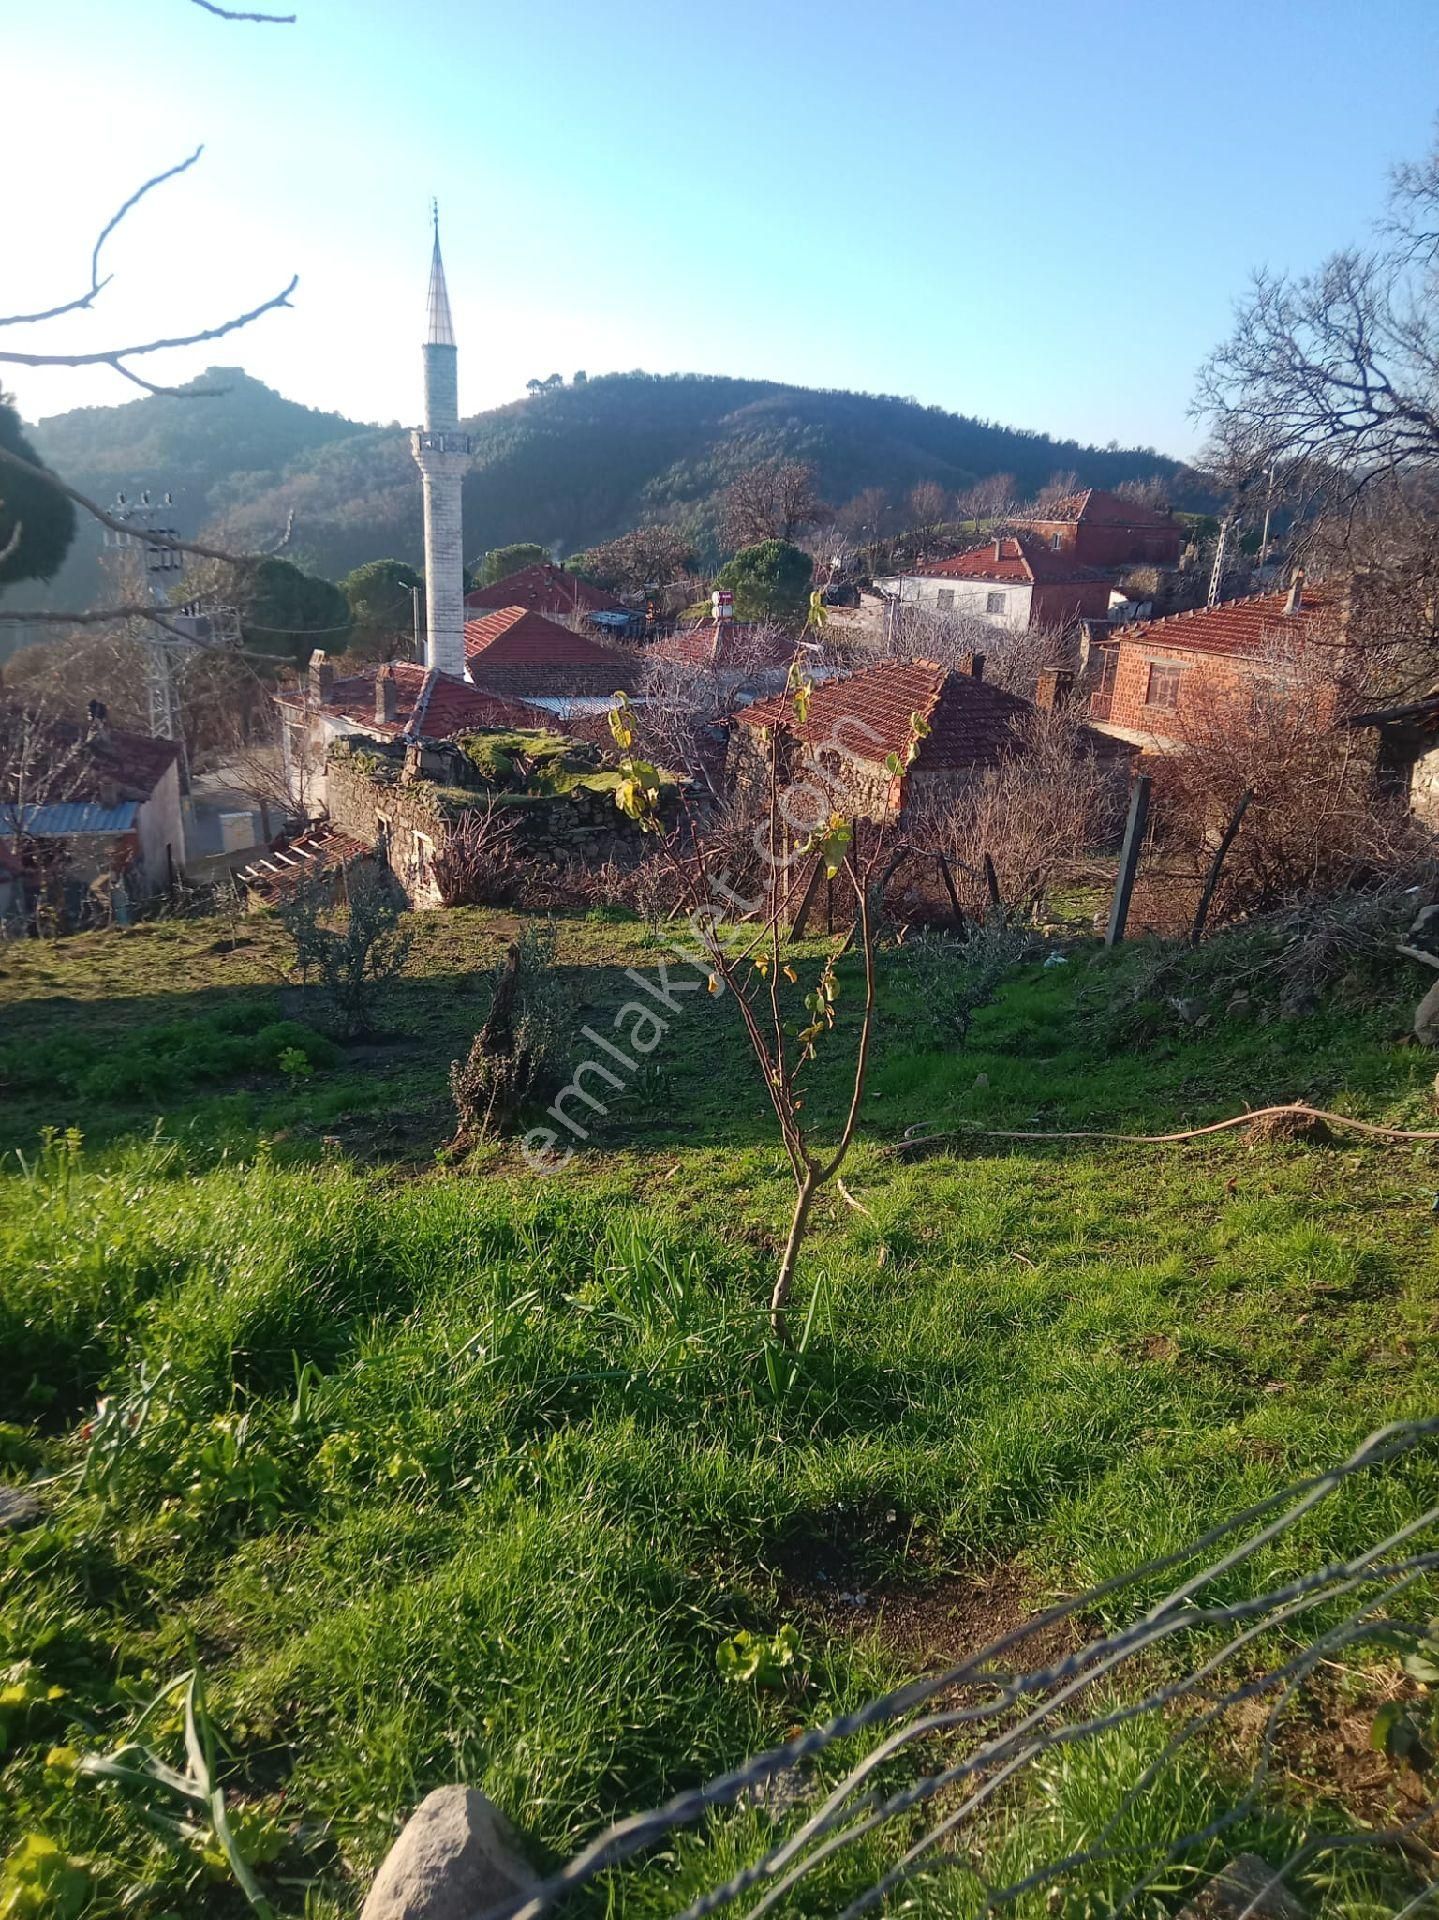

[1100,639,1256,739]
[1020,518,1182,569]
[1030,580,1113,626]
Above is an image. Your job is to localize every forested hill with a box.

[17,368,1191,613]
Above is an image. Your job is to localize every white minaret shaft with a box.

[411,210,470,678]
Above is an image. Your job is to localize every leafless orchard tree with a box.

[905,479,950,542]
[954,471,1019,522]
[720,459,831,549]
[880,600,1065,698]
[904,706,1126,921]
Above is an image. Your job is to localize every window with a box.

[935,588,955,611]
[375,813,393,862]
[985,590,1005,615]
[1096,647,1119,698]
[1145,662,1182,710]
[1050,533,1062,551]
[413,830,434,887]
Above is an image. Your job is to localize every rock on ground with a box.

[1175,1853,1307,1920]
[361,1786,535,1920]
[1417,978,1439,1048]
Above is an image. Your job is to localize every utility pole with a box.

[102,490,186,741]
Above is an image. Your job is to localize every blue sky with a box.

[8,0,1437,459]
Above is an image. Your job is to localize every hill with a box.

[13,368,1193,617]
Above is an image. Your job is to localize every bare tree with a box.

[905,706,1125,920]
[1196,129,1439,504]
[880,600,1063,698]
[0,5,300,652]
[955,472,1018,522]
[906,479,950,541]
[720,460,830,550]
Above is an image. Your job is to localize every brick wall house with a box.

[1085,582,1347,750]
[1011,489,1184,569]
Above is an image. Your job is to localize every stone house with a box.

[1009,488,1184,569]
[730,656,1135,824]
[1346,691,1439,828]
[276,655,558,814]
[323,730,665,907]
[877,534,1114,633]
[1084,579,1347,751]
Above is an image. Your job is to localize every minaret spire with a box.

[425,201,456,350]
[411,203,470,678]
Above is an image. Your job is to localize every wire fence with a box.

[488,1420,1439,1920]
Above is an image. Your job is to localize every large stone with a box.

[0,1487,41,1533]
[1416,978,1439,1048]
[361,1787,536,1920]
[1175,1853,1307,1920]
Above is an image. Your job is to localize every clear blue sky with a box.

[9,0,1437,459]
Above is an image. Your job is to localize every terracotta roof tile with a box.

[1112,586,1345,660]
[463,564,627,617]
[464,607,639,690]
[649,621,802,672]
[1021,487,1178,530]
[321,662,546,739]
[913,531,1110,586]
[737,658,1131,776]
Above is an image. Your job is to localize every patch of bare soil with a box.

[1220,1667,1437,1839]
[785,1553,1083,1696]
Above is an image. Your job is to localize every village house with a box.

[877,533,1114,633]
[646,602,822,701]
[730,655,1135,824]
[0,702,186,925]
[1345,691,1439,828]
[277,654,556,814]
[1084,577,1346,750]
[1009,488,1184,569]
[464,562,628,623]
[463,606,639,711]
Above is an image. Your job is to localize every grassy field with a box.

[1,905,1438,1918]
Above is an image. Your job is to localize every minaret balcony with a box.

[413,429,472,457]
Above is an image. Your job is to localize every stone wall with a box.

[325,747,660,907]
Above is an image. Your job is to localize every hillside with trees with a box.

[13,368,1194,615]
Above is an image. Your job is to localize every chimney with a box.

[309,648,335,703]
[712,587,735,627]
[375,665,399,726]
[86,698,110,742]
[968,651,986,682]
[1035,667,1076,711]
[1285,567,1305,616]
[993,537,1004,563]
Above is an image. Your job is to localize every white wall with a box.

[135,759,185,894]
[876,575,1033,631]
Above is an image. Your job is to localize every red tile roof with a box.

[320,662,547,739]
[913,531,1111,586]
[1111,586,1345,660]
[1023,488,1178,530]
[463,564,627,617]
[737,659,1131,777]
[0,704,181,803]
[465,607,639,689]
[649,620,802,673]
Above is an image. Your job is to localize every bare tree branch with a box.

[0,148,208,332]
[188,0,296,20]
[0,441,266,565]
[0,275,298,382]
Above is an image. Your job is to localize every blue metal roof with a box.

[15,801,140,835]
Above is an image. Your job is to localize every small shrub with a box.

[449,924,575,1142]
[900,919,1036,1045]
[277,861,412,1039]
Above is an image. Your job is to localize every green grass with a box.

[0,909,1437,1915]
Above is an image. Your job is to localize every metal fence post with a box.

[1105,772,1151,948]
